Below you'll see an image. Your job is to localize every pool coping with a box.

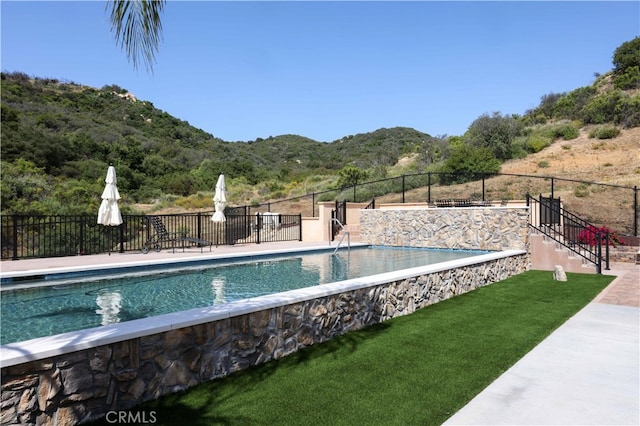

[0,249,526,367]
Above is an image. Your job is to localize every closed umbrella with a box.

[212,174,226,246]
[98,165,123,254]
[212,174,227,222]
[98,165,123,226]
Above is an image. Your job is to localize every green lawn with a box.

[92,270,613,426]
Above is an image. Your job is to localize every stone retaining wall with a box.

[1,253,528,425]
[360,207,530,251]
[609,246,640,264]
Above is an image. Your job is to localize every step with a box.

[530,233,598,274]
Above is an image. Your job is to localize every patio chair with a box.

[435,199,453,208]
[453,199,473,207]
[141,216,212,254]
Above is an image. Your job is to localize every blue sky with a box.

[1,1,638,142]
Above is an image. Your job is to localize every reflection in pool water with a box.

[1,247,488,344]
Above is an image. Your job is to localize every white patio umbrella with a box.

[98,165,123,226]
[98,165,123,254]
[212,174,227,222]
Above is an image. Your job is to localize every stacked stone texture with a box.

[361,207,529,251]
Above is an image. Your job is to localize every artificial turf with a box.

[91,270,613,425]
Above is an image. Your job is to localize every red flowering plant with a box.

[578,225,626,247]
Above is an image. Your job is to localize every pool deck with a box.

[1,242,639,425]
[0,241,340,277]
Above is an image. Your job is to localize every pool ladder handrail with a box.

[330,218,350,255]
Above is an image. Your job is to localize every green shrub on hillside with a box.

[588,125,620,139]
[516,121,578,155]
[581,90,625,124]
[574,184,590,198]
[613,65,640,90]
[464,112,523,161]
[525,135,552,153]
[617,93,640,128]
[175,192,213,210]
[439,144,501,185]
[336,166,370,189]
[529,92,564,122]
[552,86,597,120]
[546,122,579,140]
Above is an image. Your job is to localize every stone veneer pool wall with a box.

[360,206,530,252]
[1,207,531,425]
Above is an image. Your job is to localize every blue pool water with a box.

[1,247,487,344]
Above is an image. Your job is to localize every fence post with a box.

[402,175,406,204]
[119,223,125,253]
[353,185,356,202]
[551,178,555,199]
[79,216,85,255]
[634,186,638,237]
[256,214,261,244]
[197,212,202,241]
[604,230,610,271]
[427,172,432,203]
[298,214,302,241]
[312,192,316,218]
[597,232,602,274]
[12,214,18,260]
[482,174,486,201]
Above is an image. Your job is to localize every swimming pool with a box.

[1,246,489,345]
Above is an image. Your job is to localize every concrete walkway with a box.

[1,245,638,425]
[444,261,640,426]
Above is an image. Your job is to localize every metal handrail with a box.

[527,194,609,273]
[330,218,350,255]
[364,198,376,210]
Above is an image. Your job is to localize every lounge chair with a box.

[141,216,212,254]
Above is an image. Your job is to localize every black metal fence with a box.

[2,172,637,259]
[246,172,638,237]
[1,211,302,260]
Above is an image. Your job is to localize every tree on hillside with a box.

[107,0,166,72]
[438,144,501,185]
[336,166,369,189]
[613,37,640,74]
[525,92,564,124]
[464,112,522,161]
[612,37,640,90]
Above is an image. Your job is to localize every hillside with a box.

[1,52,639,235]
[500,126,639,186]
[0,71,440,212]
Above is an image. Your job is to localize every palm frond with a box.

[107,0,165,72]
